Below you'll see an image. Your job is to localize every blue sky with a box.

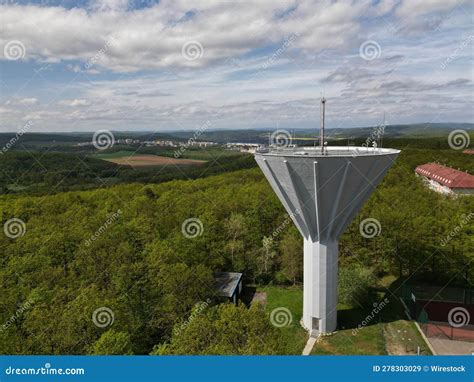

[0,0,473,133]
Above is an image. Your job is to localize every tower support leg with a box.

[302,239,338,334]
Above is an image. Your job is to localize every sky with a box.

[0,0,473,133]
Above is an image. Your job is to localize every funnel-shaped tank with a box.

[255,146,400,334]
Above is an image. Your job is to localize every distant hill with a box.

[0,122,472,146]
[327,123,474,140]
[168,123,474,143]
[0,131,179,147]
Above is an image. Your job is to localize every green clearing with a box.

[92,150,138,159]
[6,184,29,191]
[312,289,431,355]
[257,285,431,356]
[258,286,308,355]
[91,147,244,161]
[164,147,243,160]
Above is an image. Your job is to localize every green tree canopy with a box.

[92,330,133,355]
[152,304,284,355]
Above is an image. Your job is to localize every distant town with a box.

[76,138,261,153]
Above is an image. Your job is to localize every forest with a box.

[0,140,472,355]
[0,149,255,195]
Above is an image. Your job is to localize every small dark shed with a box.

[214,272,243,305]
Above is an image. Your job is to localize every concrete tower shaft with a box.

[255,146,400,333]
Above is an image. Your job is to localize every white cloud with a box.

[393,0,469,35]
[5,97,38,106]
[89,0,130,12]
[0,0,471,132]
[66,64,82,73]
[395,0,463,19]
[18,97,38,105]
[58,99,92,107]
[0,1,377,72]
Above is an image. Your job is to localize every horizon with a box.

[1,121,473,135]
[1,0,473,133]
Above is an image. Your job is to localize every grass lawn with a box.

[382,299,432,355]
[258,286,308,355]
[312,306,386,355]
[312,293,432,355]
[256,282,431,356]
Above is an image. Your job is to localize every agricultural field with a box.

[0,149,255,195]
[94,151,206,168]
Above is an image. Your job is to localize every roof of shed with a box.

[214,272,243,297]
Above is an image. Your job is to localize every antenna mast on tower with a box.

[320,96,326,155]
[381,112,386,149]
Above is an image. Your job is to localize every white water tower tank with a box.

[255,144,400,333]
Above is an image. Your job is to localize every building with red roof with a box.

[415,163,474,195]
[463,149,474,155]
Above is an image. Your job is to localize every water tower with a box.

[255,100,399,334]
